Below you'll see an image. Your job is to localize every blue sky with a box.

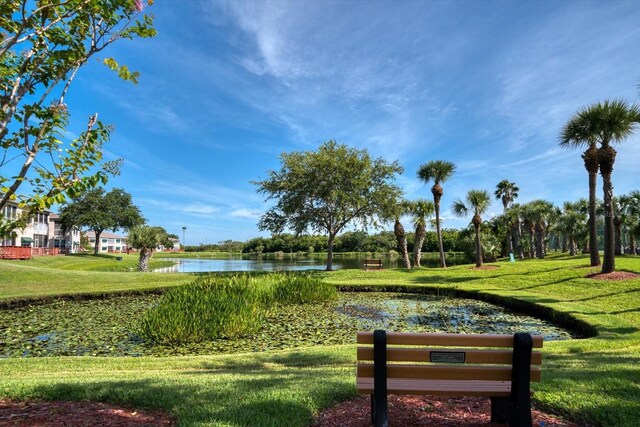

[63,0,640,245]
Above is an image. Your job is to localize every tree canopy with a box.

[0,0,156,238]
[254,140,403,270]
[59,187,144,254]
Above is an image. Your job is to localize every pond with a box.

[154,253,468,273]
[0,292,576,358]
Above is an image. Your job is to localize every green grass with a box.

[1,253,639,426]
[0,255,190,301]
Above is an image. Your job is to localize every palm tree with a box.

[128,225,167,272]
[417,160,456,268]
[530,200,556,259]
[388,199,412,269]
[613,194,633,255]
[452,189,491,267]
[495,180,519,255]
[627,191,640,255]
[560,112,600,267]
[557,201,587,256]
[409,199,435,268]
[563,100,640,273]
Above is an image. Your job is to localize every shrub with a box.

[138,273,336,345]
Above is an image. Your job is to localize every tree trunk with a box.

[515,221,524,260]
[569,236,576,256]
[433,190,446,268]
[326,233,336,271]
[137,247,152,272]
[528,225,535,259]
[599,145,616,274]
[413,223,426,268]
[587,167,601,266]
[93,229,103,255]
[614,217,623,256]
[535,224,545,259]
[394,220,411,269]
[631,235,637,255]
[474,223,483,267]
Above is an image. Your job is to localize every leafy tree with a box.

[417,160,455,268]
[59,188,144,255]
[254,140,403,270]
[562,100,640,273]
[0,0,156,238]
[556,201,587,256]
[128,225,169,272]
[452,189,491,267]
[409,199,435,267]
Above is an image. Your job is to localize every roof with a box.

[84,231,128,239]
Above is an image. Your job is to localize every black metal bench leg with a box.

[491,396,510,423]
[509,332,533,427]
[372,330,388,427]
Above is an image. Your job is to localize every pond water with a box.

[154,253,468,273]
[0,292,576,358]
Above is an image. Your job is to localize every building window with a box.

[33,234,48,248]
[101,246,107,251]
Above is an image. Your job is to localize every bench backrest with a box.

[363,259,383,267]
[357,331,543,384]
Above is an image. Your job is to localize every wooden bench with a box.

[356,330,543,427]
[363,259,383,270]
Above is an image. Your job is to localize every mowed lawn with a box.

[0,254,639,426]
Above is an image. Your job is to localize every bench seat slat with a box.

[357,332,543,348]
[357,347,542,365]
[357,378,512,397]
[357,364,542,382]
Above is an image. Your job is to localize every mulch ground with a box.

[585,271,640,280]
[0,399,176,427]
[312,395,581,427]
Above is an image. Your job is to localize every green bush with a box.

[270,274,337,305]
[138,274,336,345]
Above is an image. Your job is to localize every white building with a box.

[85,231,128,253]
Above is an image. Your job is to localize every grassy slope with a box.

[0,254,639,426]
[0,255,190,300]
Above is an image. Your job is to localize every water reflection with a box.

[154,253,467,273]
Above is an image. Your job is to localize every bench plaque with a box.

[430,351,465,363]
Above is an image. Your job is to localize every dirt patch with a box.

[586,271,640,281]
[0,398,175,427]
[312,395,580,427]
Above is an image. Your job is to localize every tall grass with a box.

[138,274,336,344]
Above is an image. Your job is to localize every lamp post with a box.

[182,226,186,251]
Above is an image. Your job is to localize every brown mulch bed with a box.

[585,271,640,280]
[313,395,579,427]
[471,266,498,270]
[0,399,176,427]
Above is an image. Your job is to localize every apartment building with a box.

[85,231,128,253]
[0,201,80,253]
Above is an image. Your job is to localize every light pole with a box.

[182,226,186,251]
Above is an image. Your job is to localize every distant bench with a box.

[363,259,383,270]
[356,330,543,427]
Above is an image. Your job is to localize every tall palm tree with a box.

[417,160,456,268]
[409,199,435,268]
[564,100,640,273]
[495,180,519,256]
[560,112,601,267]
[452,189,491,267]
[557,201,587,256]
